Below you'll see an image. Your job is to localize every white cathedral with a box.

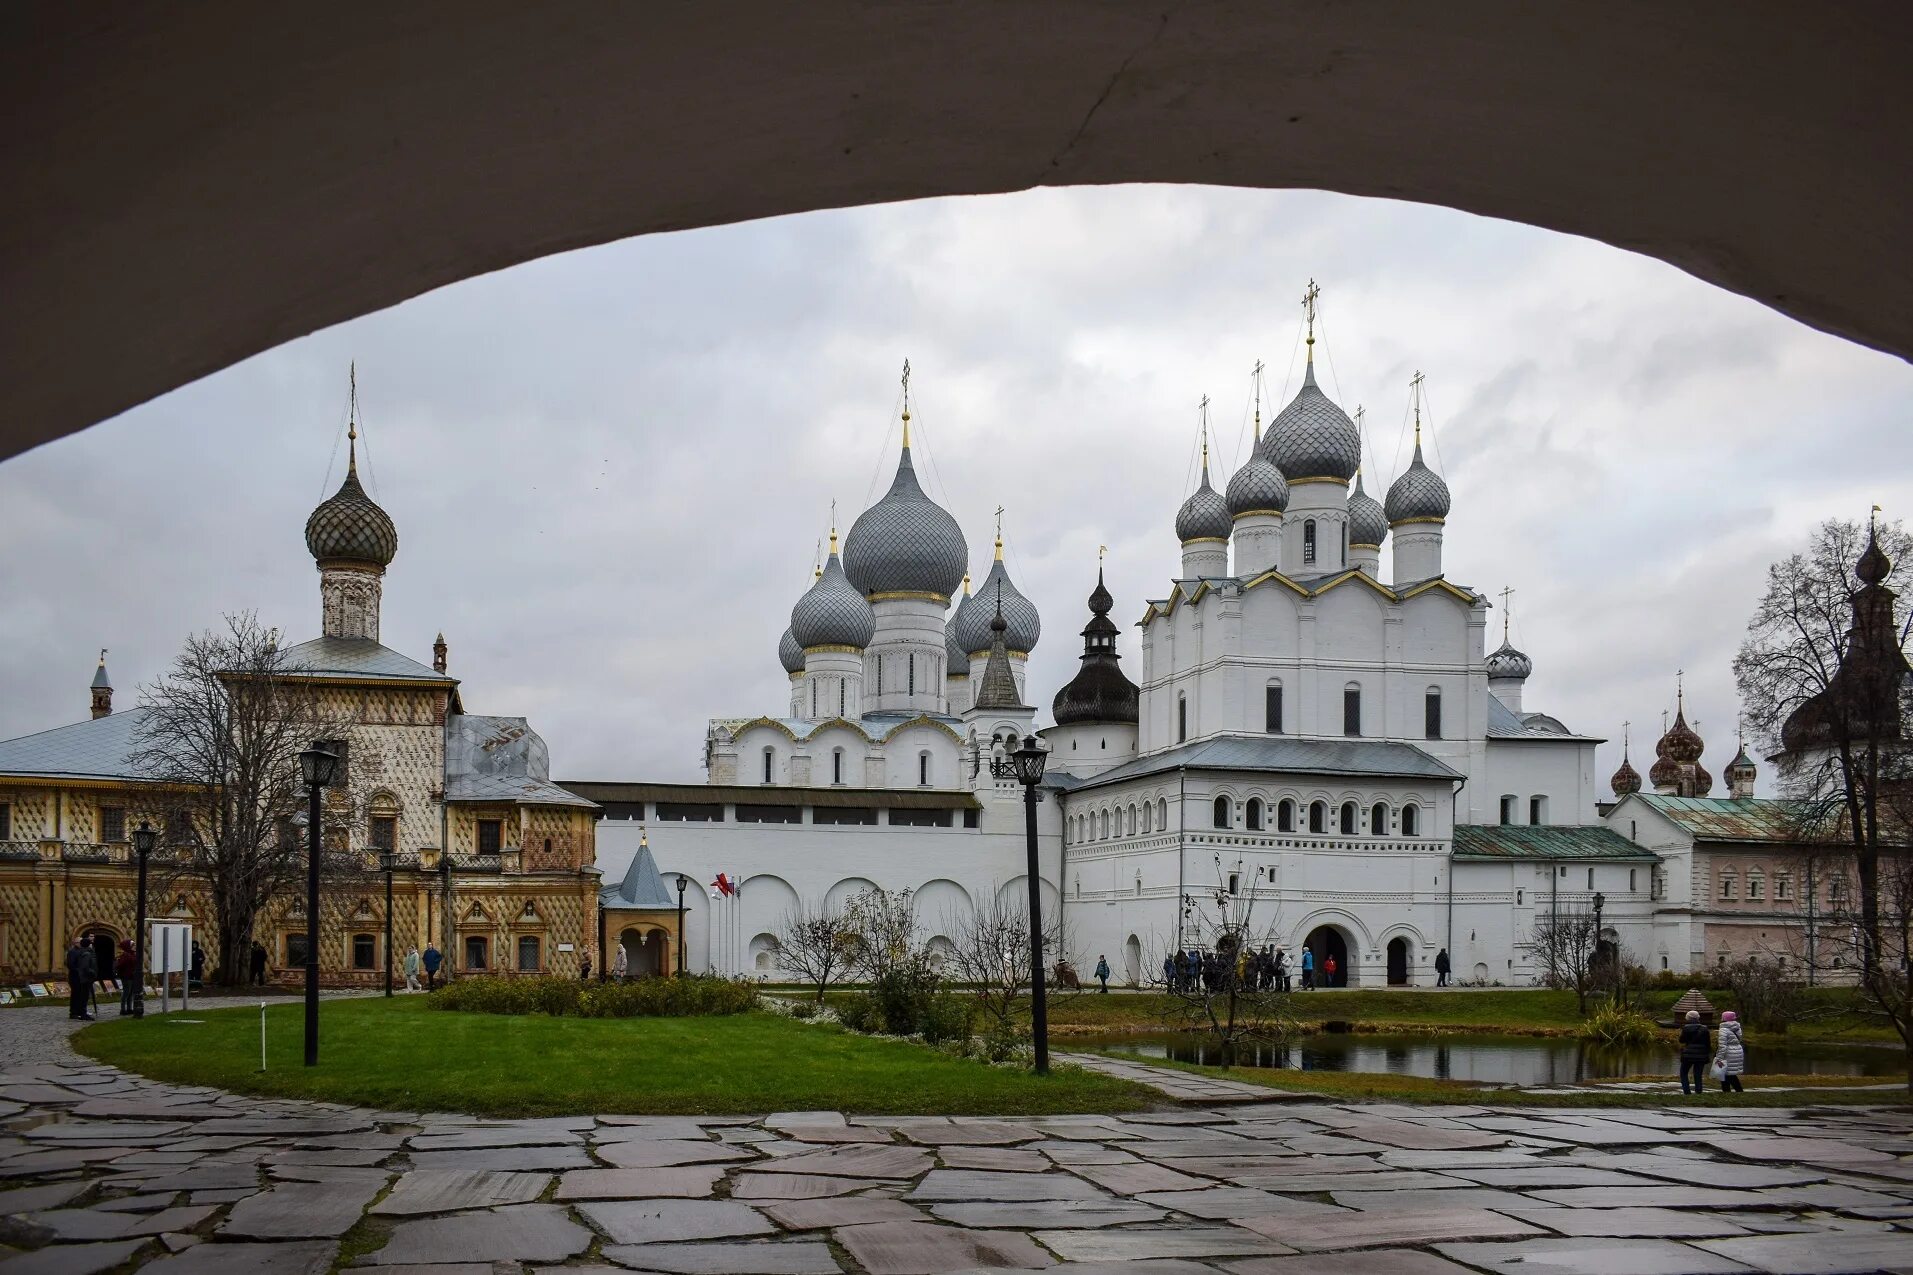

[574,310,1673,990]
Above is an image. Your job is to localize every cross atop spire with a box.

[1623,720,1631,758]
[1499,585,1515,641]
[1410,370,1426,447]
[345,360,361,474]
[1252,359,1265,441]
[813,538,823,581]
[1677,667,1685,710]
[994,505,1005,561]
[900,358,912,448]
[1199,394,1211,475]
[1301,279,1320,360]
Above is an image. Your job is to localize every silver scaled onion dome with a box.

[1263,361,1361,482]
[954,555,1041,655]
[1484,641,1534,680]
[305,446,398,567]
[1347,470,1389,547]
[1175,456,1232,544]
[1226,451,1290,520]
[790,543,876,650]
[1385,439,1451,524]
[842,438,968,599]
[778,627,804,675]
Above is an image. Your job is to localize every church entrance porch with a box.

[619,927,669,978]
[1386,936,1410,986]
[1302,926,1351,988]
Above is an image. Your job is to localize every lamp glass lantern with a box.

[131,822,157,859]
[1008,735,1048,786]
[299,746,340,789]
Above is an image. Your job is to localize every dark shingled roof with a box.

[1067,735,1462,792]
[1453,823,1658,861]
[1628,793,1801,843]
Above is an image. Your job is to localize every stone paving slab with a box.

[756,1197,926,1230]
[0,1237,157,1275]
[598,1239,842,1273]
[555,1166,725,1200]
[1434,1236,1760,1274]
[1235,1206,1548,1252]
[372,1169,550,1214]
[928,1199,1170,1228]
[576,1198,776,1245]
[1225,1252,1480,1275]
[833,1219,1055,1274]
[1694,1229,1913,1273]
[362,1203,592,1266]
[1033,1224,1292,1260]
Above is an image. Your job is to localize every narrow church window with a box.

[832,749,843,785]
[1629,868,1637,892]
[1748,872,1764,901]
[518,936,540,971]
[100,806,125,843]
[1425,688,1442,739]
[1227,872,1239,895]
[478,820,502,855]
[1719,873,1736,901]
[838,680,846,716]
[908,653,916,696]
[1157,798,1168,829]
[1516,888,1524,906]
[1277,799,1295,833]
[1339,802,1356,835]
[1530,795,1547,825]
[811,681,817,716]
[1128,804,1138,835]
[1265,683,1283,733]
[763,748,774,784]
[918,752,930,786]
[286,933,310,967]
[370,814,397,853]
[1177,694,1188,742]
[1309,801,1326,834]
[875,657,883,695]
[465,935,488,970]
[1370,802,1388,835]
[1498,796,1516,825]
[352,934,375,970]
[1303,519,1317,564]
[1246,798,1264,831]
[1401,804,1419,836]
[1342,685,1361,736]
[1776,874,1791,900]
[1587,867,1594,889]
[1212,796,1231,829]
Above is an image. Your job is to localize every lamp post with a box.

[379,851,396,997]
[991,734,1051,1074]
[296,744,340,1067]
[675,874,688,977]
[439,848,452,980]
[131,821,156,1018]
[1591,890,1606,1000]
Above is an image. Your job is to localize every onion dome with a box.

[1347,469,1388,547]
[1657,703,1705,764]
[790,538,875,649]
[1691,760,1714,796]
[1226,452,1289,520]
[946,575,975,670]
[1175,445,1232,544]
[1485,641,1533,680]
[955,546,1040,655]
[1053,569,1140,726]
[1611,750,1642,797]
[842,437,967,599]
[1647,754,1681,790]
[305,434,397,567]
[778,627,804,675]
[1384,438,1451,525]
[1783,524,1909,753]
[1263,361,1361,482]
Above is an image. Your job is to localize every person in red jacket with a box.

[115,940,138,1014]
[1324,954,1339,987]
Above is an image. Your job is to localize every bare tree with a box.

[775,897,854,1003]
[1734,516,1912,1082]
[842,887,923,985]
[941,889,1065,1037]
[1525,905,1601,1014]
[131,613,357,987]
[1159,856,1296,1065]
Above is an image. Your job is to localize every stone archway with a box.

[621,927,668,978]
[1386,936,1411,986]
[1303,925,1351,989]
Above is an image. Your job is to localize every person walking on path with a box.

[1324,953,1339,987]
[1435,948,1451,987]
[115,940,138,1014]
[248,940,267,986]
[579,951,592,981]
[1274,948,1289,993]
[1716,1010,1747,1094]
[1678,1009,1712,1094]
[1300,946,1315,990]
[1094,955,1111,993]
[64,940,96,1021]
[614,944,629,982]
[1162,953,1176,992]
[402,947,421,993]
[189,940,206,991]
[422,944,442,991]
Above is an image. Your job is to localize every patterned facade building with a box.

[0,422,645,985]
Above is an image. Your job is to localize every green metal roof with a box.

[1453,823,1659,861]
[1629,794,1801,843]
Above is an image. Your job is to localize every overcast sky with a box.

[3,185,1910,794]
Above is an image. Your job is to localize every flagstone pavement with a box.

[1,1015,1910,1273]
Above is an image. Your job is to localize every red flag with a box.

[712,873,737,898]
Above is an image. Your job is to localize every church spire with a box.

[1251,360,1264,443]
[1301,278,1320,367]
[973,582,1029,711]
[899,358,912,450]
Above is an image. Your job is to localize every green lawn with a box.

[74,997,1155,1118]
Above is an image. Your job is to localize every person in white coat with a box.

[1715,1009,1747,1094]
[402,947,421,993]
[613,944,629,983]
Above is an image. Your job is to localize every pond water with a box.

[1088,1031,1903,1086]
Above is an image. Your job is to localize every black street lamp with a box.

[439,849,452,981]
[1591,890,1607,999]
[991,733,1051,1074]
[379,850,396,997]
[297,743,341,1067]
[130,821,156,1018]
[674,873,688,977]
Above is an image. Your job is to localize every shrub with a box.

[835,992,882,1034]
[1581,1004,1659,1048]
[430,975,756,1019]
[916,992,975,1046]
[1715,957,1801,1033]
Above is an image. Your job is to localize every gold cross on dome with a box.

[1301,279,1320,338]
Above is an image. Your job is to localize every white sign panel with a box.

[150,923,192,974]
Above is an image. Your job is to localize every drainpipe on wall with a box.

[1174,767,1187,953]
[1447,777,1466,968]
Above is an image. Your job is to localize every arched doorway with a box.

[86,929,117,986]
[1303,926,1350,988]
[621,927,668,978]
[1386,937,1410,986]
[1123,934,1142,985]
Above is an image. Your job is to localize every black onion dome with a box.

[778,627,804,674]
[1384,440,1451,524]
[1782,527,1910,752]
[1263,362,1360,481]
[1610,753,1642,797]
[1347,470,1388,547]
[1657,706,1705,764]
[1484,640,1534,680]
[955,558,1040,654]
[1175,470,1232,543]
[791,550,876,649]
[305,451,398,567]
[842,444,968,598]
[1226,453,1289,519]
[1052,570,1140,726]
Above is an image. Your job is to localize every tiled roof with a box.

[280,637,453,683]
[1486,696,1595,741]
[446,714,595,809]
[1630,793,1801,843]
[1453,824,1658,861]
[600,839,677,910]
[1068,735,1463,792]
[0,708,162,783]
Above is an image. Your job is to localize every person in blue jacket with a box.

[422,943,443,991]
